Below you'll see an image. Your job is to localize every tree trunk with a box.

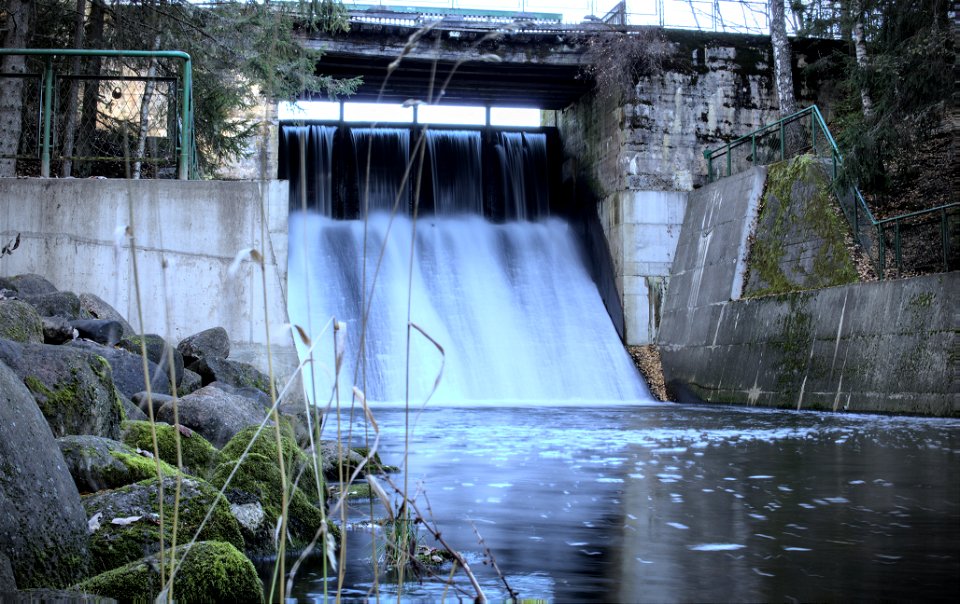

[769,0,798,116]
[76,0,104,177]
[133,35,161,179]
[0,0,33,177]
[851,1,875,119]
[61,0,88,177]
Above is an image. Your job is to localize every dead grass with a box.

[627,344,669,402]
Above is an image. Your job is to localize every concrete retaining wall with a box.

[0,178,296,382]
[659,169,960,416]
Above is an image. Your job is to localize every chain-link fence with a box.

[0,49,192,179]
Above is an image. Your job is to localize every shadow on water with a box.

[272,404,960,602]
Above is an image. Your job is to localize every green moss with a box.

[85,476,244,574]
[746,155,858,297]
[24,374,85,434]
[75,541,263,603]
[209,453,332,555]
[121,420,220,478]
[108,451,177,479]
[219,425,322,499]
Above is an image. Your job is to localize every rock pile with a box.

[0,273,379,602]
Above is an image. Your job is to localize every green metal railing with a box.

[0,49,193,179]
[703,105,958,277]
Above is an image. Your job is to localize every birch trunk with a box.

[851,1,875,119]
[769,0,797,116]
[0,0,33,177]
[133,36,161,179]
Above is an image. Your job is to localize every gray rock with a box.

[70,319,124,347]
[177,368,202,396]
[177,326,230,364]
[56,435,168,494]
[82,476,244,575]
[67,340,171,399]
[118,334,183,386]
[158,385,268,448]
[131,391,177,415]
[0,360,91,589]
[5,589,115,603]
[78,293,135,339]
[191,356,274,397]
[209,380,272,410]
[22,291,91,320]
[0,339,122,439]
[42,315,77,344]
[0,551,15,592]
[3,273,58,295]
[0,299,43,343]
[119,393,148,422]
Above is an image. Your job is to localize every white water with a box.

[287,212,652,405]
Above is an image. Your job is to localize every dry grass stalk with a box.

[627,344,670,401]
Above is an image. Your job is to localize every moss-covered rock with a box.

[57,434,178,494]
[209,453,331,556]
[74,541,263,603]
[83,476,244,575]
[0,299,44,343]
[219,425,321,497]
[22,291,91,320]
[190,356,275,398]
[0,339,123,439]
[120,420,220,478]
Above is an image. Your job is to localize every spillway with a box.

[283,125,652,404]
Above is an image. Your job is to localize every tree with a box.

[3,0,359,177]
[769,0,798,115]
[0,0,34,177]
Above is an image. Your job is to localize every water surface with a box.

[288,404,960,602]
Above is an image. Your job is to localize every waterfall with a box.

[351,128,410,214]
[281,125,335,215]
[284,125,652,404]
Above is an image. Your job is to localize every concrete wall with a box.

[659,169,960,416]
[0,178,297,382]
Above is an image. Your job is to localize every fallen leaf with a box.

[176,424,194,438]
[111,515,142,526]
[88,512,103,534]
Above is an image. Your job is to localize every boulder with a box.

[42,315,77,344]
[70,319,124,347]
[0,548,15,593]
[0,339,122,439]
[118,394,148,422]
[57,435,177,494]
[78,293,135,339]
[209,380,271,410]
[0,361,91,588]
[22,291,91,320]
[67,340,171,399]
[118,334,184,386]
[177,327,230,365]
[210,452,328,556]
[131,392,177,415]
[157,385,268,448]
[3,273,58,295]
[219,425,321,500]
[82,476,244,575]
[73,541,263,603]
[120,420,220,478]
[177,368,202,396]
[0,299,43,343]
[191,356,274,397]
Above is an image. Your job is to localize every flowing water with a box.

[281,124,959,602]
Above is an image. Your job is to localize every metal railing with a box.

[0,49,193,179]
[704,105,958,277]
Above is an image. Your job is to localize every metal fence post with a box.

[40,57,54,178]
[178,55,192,180]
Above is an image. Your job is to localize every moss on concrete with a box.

[74,541,263,603]
[121,420,220,478]
[746,155,858,297]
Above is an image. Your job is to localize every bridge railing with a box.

[703,105,959,278]
[0,49,193,179]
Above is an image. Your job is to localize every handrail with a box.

[703,105,956,277]
[0,48,193,179]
